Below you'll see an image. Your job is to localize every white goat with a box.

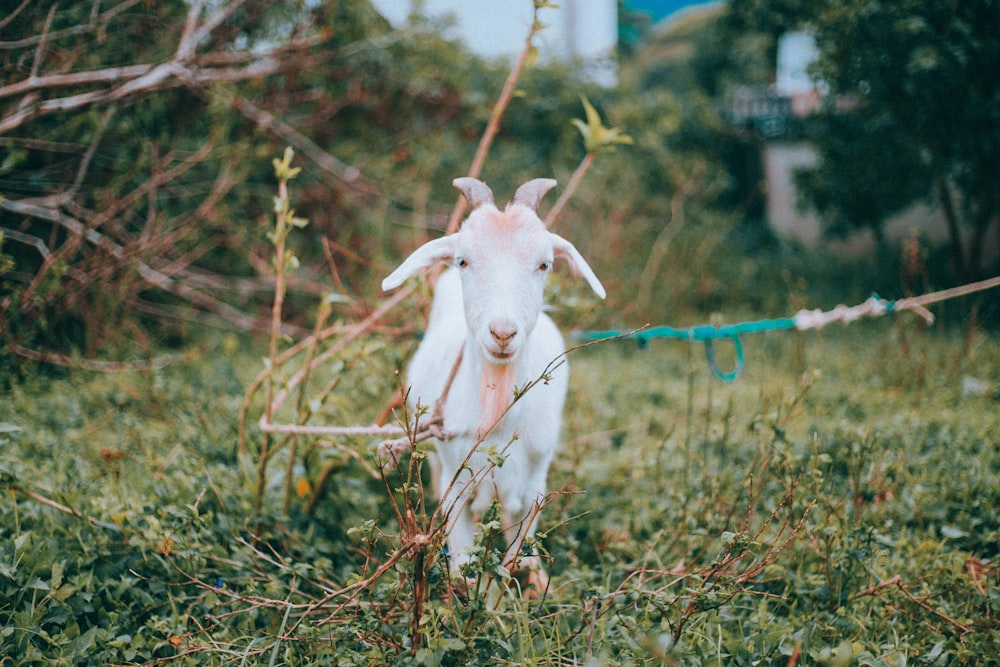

[381,177,605,589]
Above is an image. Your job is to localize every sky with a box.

[367,1,738,86]
[369,0,617,63]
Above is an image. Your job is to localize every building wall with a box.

[763,141,974,258]
[369,0,618,84]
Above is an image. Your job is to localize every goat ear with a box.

[511,178,557,212]
[452,177,494,209]
[382,236,456,291]
[549,233,606,299]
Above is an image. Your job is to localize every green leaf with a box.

[940,525,968,539]
[50,560,65,592]
[572,96,633,154]
[272,147,301,181]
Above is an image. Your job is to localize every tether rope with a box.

[574,275,1000,382]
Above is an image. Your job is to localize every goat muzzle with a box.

[489,323,518,349]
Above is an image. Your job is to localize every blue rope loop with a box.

[572,281,1000,381]
[574,316,795,382]
[703,335,745,382]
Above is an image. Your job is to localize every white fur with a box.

[382,178,605,583]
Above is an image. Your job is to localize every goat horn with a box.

[452,177,495,209]
[511,178,557,212]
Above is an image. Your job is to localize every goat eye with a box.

[538,261,551,271]
[456,258,468,268]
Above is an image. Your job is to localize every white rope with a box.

[257,418,406,437]
[793,295,893,330]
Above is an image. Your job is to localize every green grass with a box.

[1,319,998,665]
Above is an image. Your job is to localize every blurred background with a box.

[2,7,999,663]
[2,0,998,363]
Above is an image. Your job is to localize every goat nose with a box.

[490,322,517,347]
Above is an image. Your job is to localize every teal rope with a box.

[704,335,745,382]
[575,277,1000,382]
[575,317,799,383]
[573,298,912,382]
[578,316,797,345]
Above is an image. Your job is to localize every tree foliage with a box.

[3,322,999,664]
[1,0,759,365]
[0,0,506,359]
[5,0,994,370]
[729,0,1000,280]
[2,4,999,662]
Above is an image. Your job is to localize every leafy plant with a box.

[2,2,999,665]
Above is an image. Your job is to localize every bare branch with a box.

[0,66,151,100]
[234,99,371,190]
[544,152,594,229]
[0,0,146,49]
[0,228,52,260]
[67,105,116,201]
[0,198,280,334]
[0,46,318,101]
[107,61,188,101]
[444,2,543,234]
[8,343,179,372]
[0,89,106,134]
[29,3,59,80]
[187,0,250,57]
[0,0,32,31]
[177,0,208,61]
[0,0,320,137]
[0,46,321,135]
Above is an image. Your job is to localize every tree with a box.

[729,0,1000,280]
[0,0,502,360]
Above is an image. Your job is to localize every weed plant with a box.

[3,131,999,667]
[3,7,999,663]
[1,311,998,665]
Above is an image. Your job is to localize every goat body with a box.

[382,177,605,586]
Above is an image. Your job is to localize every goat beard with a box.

[477,362,516,438]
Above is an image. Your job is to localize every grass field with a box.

[2,315,998,665]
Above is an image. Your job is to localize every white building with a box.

[369,0,619,85]
[760,32,952,254]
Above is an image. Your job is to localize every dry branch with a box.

[443,5,545,235]
[244,1,553,462]
[1,1,393,357]
[0,0,320,135]
[0,0,145,50]
[234,99,374,192]
[0,198,276,333]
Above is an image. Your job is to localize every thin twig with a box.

[9,483,121,532]
[248,288,415,444]
[0,0,145,50]
[0,38,318,134]
[444,2,543,235]
[176,0,207,61]
[0,0,32,31]
[257,162,295,513]
[852,574,971,635]
[7,344,181,372]
[1,198,278,334]
[235,99,374,192]
[29,3,59,81]
[544,152,594,230]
